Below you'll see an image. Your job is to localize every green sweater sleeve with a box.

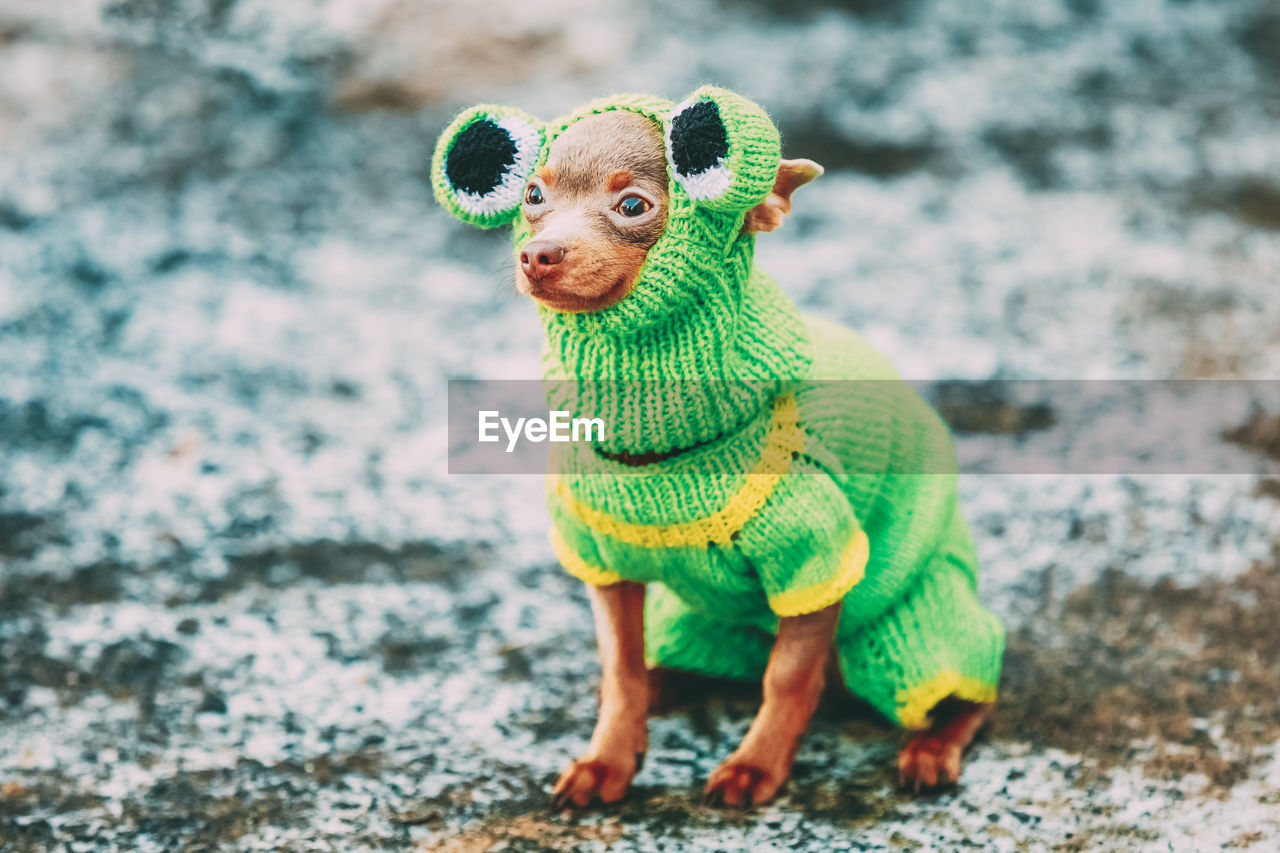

[739,465,869,617]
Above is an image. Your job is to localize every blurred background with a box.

[1,1,1279,850]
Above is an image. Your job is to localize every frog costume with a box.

[432,87,1004,729]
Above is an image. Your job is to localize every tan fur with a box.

[741,159,824,234]
[897,700,994,790]
[606,170,634,193]
[701,603,841,806]
[516,111,668,313]
[550,581,650,809]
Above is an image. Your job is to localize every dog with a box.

[433,88,1005,809]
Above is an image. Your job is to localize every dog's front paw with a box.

[702,760,784,808]
[549,752,642,810]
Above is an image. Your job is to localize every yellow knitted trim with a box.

[549,527,624,586]
[552,393,804,548]
[768,528,869,617]
[895,669,999,731]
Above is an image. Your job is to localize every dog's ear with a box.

[664,86,781,213]
[742,159,824,234]
[432,105,546,228]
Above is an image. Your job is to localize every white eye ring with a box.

[665,97,733,203]
[452,116,542,218]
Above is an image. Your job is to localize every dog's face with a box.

[432,88,823,321]
[515,111,669,313]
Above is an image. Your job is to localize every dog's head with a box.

[433,88,820,326]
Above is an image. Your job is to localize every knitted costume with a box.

[433,87,1004,729]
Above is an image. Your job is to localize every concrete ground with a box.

[1,0,1279,850]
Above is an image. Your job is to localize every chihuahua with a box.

[433,89,1002,810]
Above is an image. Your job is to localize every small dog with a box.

[434,88,1005,808]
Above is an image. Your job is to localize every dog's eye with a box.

[617,196,650,217]
[525,185,544,205]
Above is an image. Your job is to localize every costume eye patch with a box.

[446,118,518,196]
[666,98,733,203]
[433,109,544,228]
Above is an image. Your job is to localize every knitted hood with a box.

[433,87,814,454]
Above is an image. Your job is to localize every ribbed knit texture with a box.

[548,312,1005,729]
[434,88,1004,729]
[532,90,802,455]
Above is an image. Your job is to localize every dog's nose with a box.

[520,240,566,281]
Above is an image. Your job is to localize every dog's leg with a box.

[703,602,840,807]
[550,580,648,809]
[897,699,993,791]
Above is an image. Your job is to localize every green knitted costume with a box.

[433,87,1004,729]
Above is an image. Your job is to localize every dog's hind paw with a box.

[897,700,993,792]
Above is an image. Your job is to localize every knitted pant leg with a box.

[644,582,772,681]
[834,558,1004,730]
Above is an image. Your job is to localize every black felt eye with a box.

[617,196,649,217]
[666,97,734,203]
[525,184,544,205]
[446,119,517,196]
[669,99,729,178]
[660,86,782,212]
